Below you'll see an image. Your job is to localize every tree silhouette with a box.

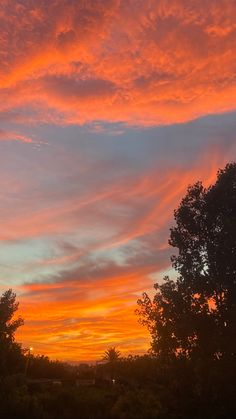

[103,347,121,362]
[138,163,236,362]
[103,347,121,382]
[0,289,24,376]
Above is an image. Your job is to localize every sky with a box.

[1,0,236,362]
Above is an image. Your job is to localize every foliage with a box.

[138,163,236,362]
[0,289,24,376]
[136,162,236,418]
[112,388,163,419]
[27,355,73,380]
[0,353,235,418]
[0,375,43,419]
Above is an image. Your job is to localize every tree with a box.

[138,163,236,362]
[0,289,24,376]
[103,347,121,381]
[103,347,121,363]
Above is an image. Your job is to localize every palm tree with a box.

[103,347,121,382]
[103,347,121,362]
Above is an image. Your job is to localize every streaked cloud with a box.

[1,1,236,360]
[0,129,34,143]
[0,113,231,359]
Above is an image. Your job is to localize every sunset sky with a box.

[1,0,236,362]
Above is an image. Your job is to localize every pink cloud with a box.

[1,1,236,361]
[0,129,33,143]
[8,145,229,360]
[1,0,236,125]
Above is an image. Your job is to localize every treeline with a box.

[1,162,236,419]
[0,352,235,418]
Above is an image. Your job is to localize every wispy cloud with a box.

[0,129,34,143]
[1,1,236,361]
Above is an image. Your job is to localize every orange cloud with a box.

[17,265,152,361]
[1,0,236,125]
[1,1,235,361]
[10,146,228,361]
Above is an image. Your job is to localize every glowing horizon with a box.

[1,0,236,362]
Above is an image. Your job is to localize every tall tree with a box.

[138,163,236,362]
[0,289,24,376]
[103,347,121,381]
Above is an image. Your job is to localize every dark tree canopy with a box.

[0,289,24,376]
[138,163,236,361]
